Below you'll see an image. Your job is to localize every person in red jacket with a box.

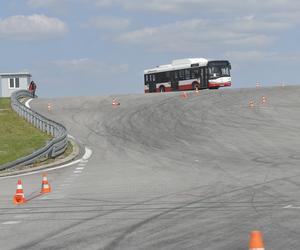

[28,81,37,98]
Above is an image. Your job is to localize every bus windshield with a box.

[208,61,231,79]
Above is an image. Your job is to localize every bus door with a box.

[200,67,208,89]
[171,71,179,91]
[149,83,156,92]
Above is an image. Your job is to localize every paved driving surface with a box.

[1,86,300,249]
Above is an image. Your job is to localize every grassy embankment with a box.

[0,98,51,165]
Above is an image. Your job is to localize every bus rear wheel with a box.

[159,86,165,92]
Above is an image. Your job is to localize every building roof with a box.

[0,72,31,77]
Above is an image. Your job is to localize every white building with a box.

[0,72,32,97]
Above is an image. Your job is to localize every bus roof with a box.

[144,58,209,74]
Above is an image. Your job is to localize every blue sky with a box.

[0,0,300,97]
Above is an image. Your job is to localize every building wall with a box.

[1,76,30,97]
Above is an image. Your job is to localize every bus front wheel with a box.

[192,82,200,90]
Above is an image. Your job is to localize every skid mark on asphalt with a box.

[40,147,92,200]
[0,208,34,227]
[283,204,300,209]
[2,221,21,225]
[2,148,93,229]
[14,214,30,219]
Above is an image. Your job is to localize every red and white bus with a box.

[144,58,231,93]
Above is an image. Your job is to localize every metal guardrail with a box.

[0,90,68,170]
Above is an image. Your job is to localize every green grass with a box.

[0,98,51,165]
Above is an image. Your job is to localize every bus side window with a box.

[160,72,166,82]
[191,70,195,79]
[153,74,156,82]
[179,70,185,80]
[145,75,149,83]
[166,71,170,82]
[174,71,178,80]
[185,69,190,79]
[192,69,198,79]
[156,73,160,82]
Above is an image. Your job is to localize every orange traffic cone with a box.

[47,102,52,112]
[261,96,267,104]
[249,100,255,108]
[41,174,51,194]
[180,92,188,99]
[249,231,265,250]
[112,98,120,106]
[13,179,26,205]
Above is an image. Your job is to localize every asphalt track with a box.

[1,86,300,249]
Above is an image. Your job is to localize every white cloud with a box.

[231,15,294,33]
[224,51,277,62]
[224,50,300,62]
[91,0,300,14]
[85,1,300,54]
[27,0,63,8]
[0,14,68,40]
[53,58,129,75]
[94,0,114,7]
[84,16,130,30]
[116,18,276,52]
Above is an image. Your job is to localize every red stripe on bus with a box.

[156,84,193,92]
[146,82,231,93]
[178,84,193,91]
[208,82,231,88]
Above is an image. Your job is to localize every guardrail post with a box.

[46,123,50,134]
[1,90,68,170]
[49,125,53,135]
